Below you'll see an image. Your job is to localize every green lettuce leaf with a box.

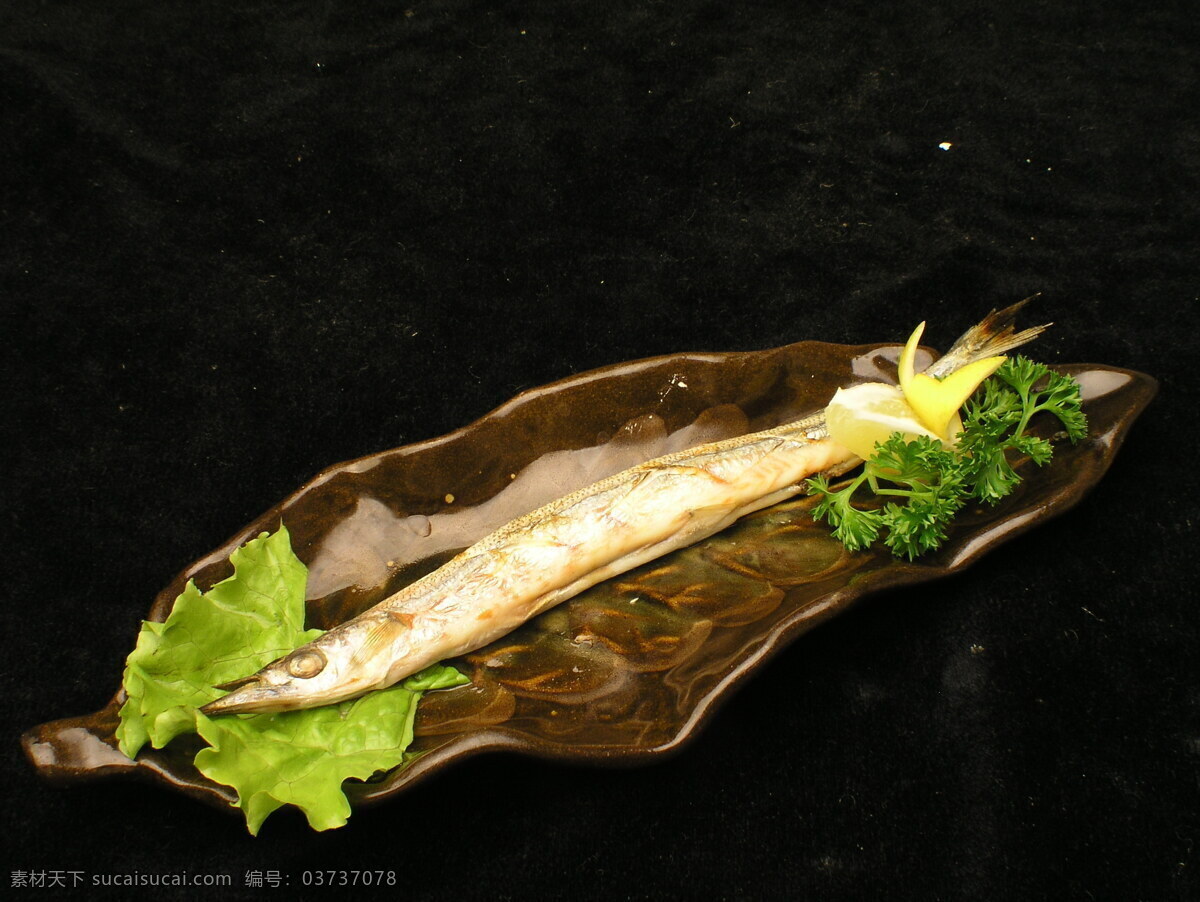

[116,526,319,758]
[194,663,466,834]
[116,525,467,833]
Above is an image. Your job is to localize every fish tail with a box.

[928,294,1051,378]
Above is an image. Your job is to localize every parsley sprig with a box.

[808,356,1087,559]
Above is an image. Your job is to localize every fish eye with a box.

[286,649,326,679]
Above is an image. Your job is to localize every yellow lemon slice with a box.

[826,382,962,461]
[898,322,1006,438]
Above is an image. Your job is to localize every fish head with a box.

[200,611,416,715]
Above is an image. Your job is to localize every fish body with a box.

[202,304,1045,715]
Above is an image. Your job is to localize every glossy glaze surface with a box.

[22,338,1156,815]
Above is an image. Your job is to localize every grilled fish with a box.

[202,303,1045,715]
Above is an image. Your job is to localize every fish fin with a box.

[354,613,412,663]
[931,295,1050,376]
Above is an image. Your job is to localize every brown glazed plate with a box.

[22,337,1157,817]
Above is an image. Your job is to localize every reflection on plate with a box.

[22,338,1156,817]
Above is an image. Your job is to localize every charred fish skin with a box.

[200,302,1046,716]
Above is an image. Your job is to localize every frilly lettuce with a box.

[116,525,466,834]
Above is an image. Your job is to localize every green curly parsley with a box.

[808,356,1087,559]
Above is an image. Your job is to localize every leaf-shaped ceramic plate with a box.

[23,337,1156,817]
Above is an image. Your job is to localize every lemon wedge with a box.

[898,322,1006,438]
[826,382,961,461]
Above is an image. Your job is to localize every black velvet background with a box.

[4,1,1197,899]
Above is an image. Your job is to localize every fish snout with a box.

[200,675,279,716]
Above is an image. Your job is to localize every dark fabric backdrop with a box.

[4,1,1197,899]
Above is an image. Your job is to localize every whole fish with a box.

[202,304,1045,715]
